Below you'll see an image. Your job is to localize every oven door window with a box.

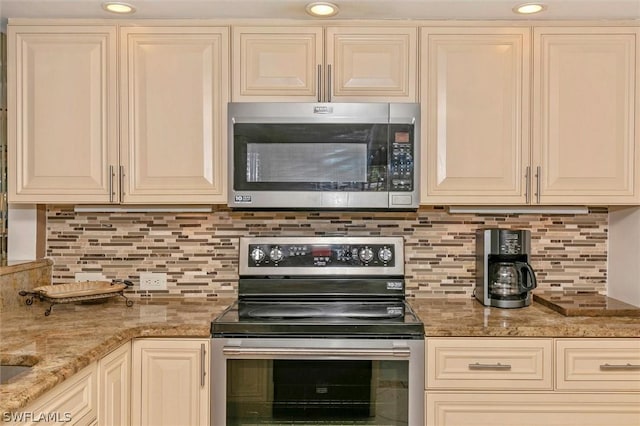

[226,359,409,425]
[233,123,389,192]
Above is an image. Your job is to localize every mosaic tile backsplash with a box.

[45,206,608,299]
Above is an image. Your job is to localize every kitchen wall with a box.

[44,205,608,299]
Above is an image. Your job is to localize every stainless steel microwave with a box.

[228,102,420,209]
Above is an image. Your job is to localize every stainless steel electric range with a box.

[211,236,425,426]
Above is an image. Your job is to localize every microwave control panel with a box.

[389,126,414,191]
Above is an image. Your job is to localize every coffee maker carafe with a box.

[475,229,537,308]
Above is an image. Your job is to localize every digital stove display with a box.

[247,243,395,267]
[311,246,332,257]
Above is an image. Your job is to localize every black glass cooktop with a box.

[211,299,424,339]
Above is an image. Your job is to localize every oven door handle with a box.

[222,346,411,358]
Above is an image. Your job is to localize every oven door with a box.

[211,337,424,426]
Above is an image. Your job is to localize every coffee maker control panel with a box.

[499,232,523,254]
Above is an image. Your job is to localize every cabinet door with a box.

[420,28,530,204]
[533,27,639,204]
[131,338,209,426]
[120,27,229,204]
[7,25,118,203]
[232,26,323,101]
[326,27,417,102]
[98,342,131,426]
[426,392,640,426]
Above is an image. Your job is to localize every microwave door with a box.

[231,123,390,208]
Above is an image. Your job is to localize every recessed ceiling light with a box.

[513,3,547,14]
[102,2,136,14]
[306,2,339,17]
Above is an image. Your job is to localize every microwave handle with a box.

[223,346,410,358]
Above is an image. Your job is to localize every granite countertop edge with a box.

[1,296,639,416]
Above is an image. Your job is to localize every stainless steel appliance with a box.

[211,236,425,425]
[228,102,420,209]
[475,229,538,308]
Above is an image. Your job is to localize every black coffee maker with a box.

[475,228,537,308]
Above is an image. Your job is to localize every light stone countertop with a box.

[410,297,640,338]
[1,296,638,417]
[0,297,234,417]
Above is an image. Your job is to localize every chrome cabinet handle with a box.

[327,64,332,103]
[317,64,322,102]
[200,343,206,387]
[119,165,124,201]
[600,363,640,371]
[468,362,512,371]
[525,166,531,204]
[535,166,541,204]
[223,347,410,358]
[108,165,114,203]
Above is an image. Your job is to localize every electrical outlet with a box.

[140,272,167,291]
[75,272,106,282]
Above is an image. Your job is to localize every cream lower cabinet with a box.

[119,27,229,204]
[131,338,210,426]
[4,363,97,426]
[232,26,417,102]
[98,341,131,426]
[425,338,640,426]
[3,342,131,426]
[427,393,640,426]
[7,24,118,204]
[420,26,640,206]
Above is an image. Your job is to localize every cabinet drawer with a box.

[426,338,553,390]
[556,339,640,391]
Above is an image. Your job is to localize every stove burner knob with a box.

[378,247,393,262]
[358,247,374,263]
[269,247,284,262]
[250,247,266,263]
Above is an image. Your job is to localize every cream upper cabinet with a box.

[120,26,229,204]
[232,27,322,101]
[7,25,118,203]
[232,26,417,102]
[325,27,417,102]
[131,338,210,426]
[420,28,530,204]
[533,27,640,205]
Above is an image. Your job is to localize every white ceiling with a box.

[0,0,639,23]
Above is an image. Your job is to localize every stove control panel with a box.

[240,237,404,275]
[248,243,395,267]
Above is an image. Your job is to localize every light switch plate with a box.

[140,272,167,291]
